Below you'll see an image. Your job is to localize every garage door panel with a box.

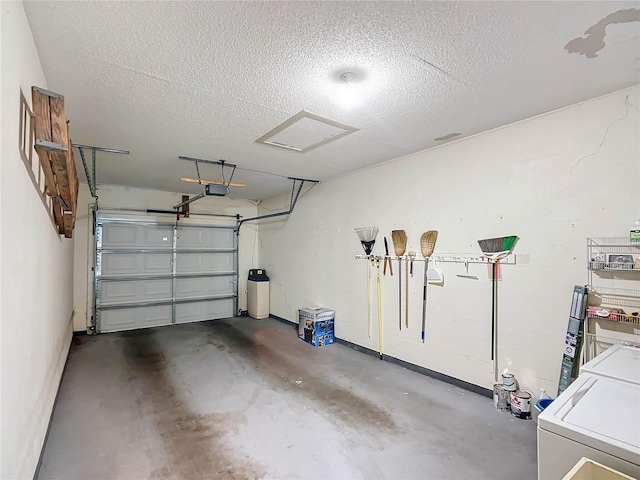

[176,227,234,249]
[100,279,172,306]
[100,305,173,332]
[101,223,173,249]
[96,218,237,333]
[175,252,234,274]
[175,276,234,299]
[100,252,172,277]
[175,299,234,324]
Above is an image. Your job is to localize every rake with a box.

[420,231,438,343]
[354,227,378,338]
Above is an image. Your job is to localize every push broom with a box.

[420,231,438,343]
[354,227,379,338]
[477,235,518,380]
[392,230,407,330]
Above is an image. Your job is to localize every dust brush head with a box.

[354,226,379,255]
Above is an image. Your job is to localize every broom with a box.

[478,235,518,262]
[420,231,438,343]
[392,230,407,331]
[477,235,518,378]
[354,227,378,338]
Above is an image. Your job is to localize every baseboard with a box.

[268,314,491,399]
[269,313,297,327]
[32,315,74,480]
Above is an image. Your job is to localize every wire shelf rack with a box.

[587,286,640,310]
[588,237,640,246]
[586,307,640,325]
[587,237,640,252]
[587,261,640,272]
[584,333,640,362]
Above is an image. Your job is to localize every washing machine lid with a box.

[580,344,640,385]
[539,374,640,465]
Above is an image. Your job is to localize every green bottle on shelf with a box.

[631,219,640,243]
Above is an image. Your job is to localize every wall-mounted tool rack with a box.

[354,254,517,265]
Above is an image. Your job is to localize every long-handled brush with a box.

[354,227,379,338]
[374,255,384,360]
[392,230,407,330]
[477,235,518,379]
[407,251,416,328]
[420,231,438,343]
[478,236,518,263]
[405,254,409,328]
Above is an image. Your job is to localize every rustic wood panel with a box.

[66,126,78,234]
[53,197,64,234]
[31,87,57,196]
[63,212,73,238]
[48,97,70,193]
[49,96,67,146]
[31,86,79,237]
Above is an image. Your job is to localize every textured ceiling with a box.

[23,1,640,200]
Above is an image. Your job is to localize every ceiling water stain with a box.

[565,8,640,58]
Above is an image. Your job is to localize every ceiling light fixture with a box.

[340,71,358,84]
[335,70,362,108]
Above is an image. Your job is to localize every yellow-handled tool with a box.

[375,256,384,360]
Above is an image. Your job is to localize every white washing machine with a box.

[580,344,640,385]
[537,373,640,480]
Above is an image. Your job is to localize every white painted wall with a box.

[73,184,258,332]
[1,2,75,478]
[259,87,640,395]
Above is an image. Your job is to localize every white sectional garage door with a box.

[95,217,237,333]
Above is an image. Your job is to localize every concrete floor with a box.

[38,317,537,480]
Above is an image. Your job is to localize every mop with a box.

[354,227,379,338]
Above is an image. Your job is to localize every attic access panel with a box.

[255,110,359,153]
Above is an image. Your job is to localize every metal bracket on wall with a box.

[237,177,318,230]
[74,143,129,198]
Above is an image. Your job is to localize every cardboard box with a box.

[298,308,335,347]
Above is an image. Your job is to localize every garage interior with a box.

[1,1,639,479]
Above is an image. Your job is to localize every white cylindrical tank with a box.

[247,269,269,319]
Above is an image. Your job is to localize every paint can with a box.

[502,373,517,391]
[493,383,510,411]
[510,390,532,419]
